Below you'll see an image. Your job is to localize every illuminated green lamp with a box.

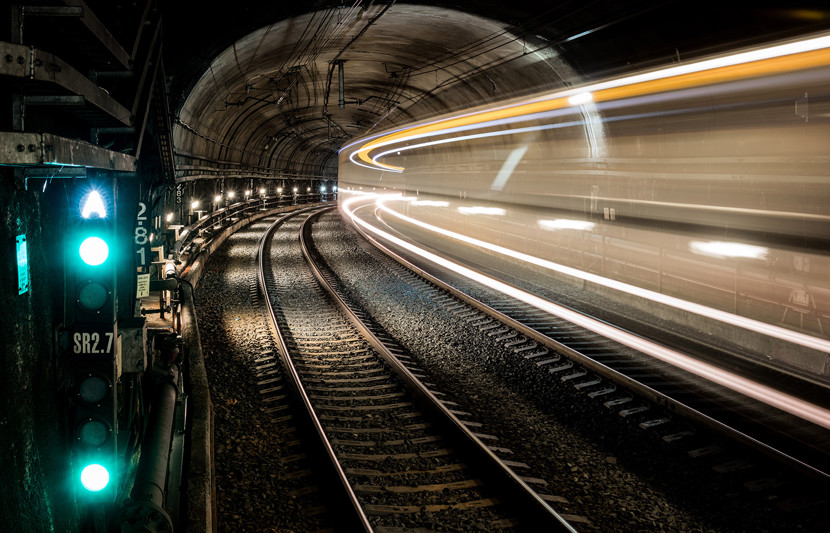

[77,189,110,266]
[80,463,110,492]
[79,237,109,266]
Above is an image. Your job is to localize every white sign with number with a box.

[136,273,151,298]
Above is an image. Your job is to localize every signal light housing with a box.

[77,416,112,448]
[76,280,112,313]
[65,181,120,501]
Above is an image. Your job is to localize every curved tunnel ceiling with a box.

[174,3,578,181]
[168,1,830,182]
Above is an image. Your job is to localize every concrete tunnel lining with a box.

[173,4,579,180]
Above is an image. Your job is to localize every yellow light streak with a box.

[354,35,830,171]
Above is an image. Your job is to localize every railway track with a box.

[197,203,829,530]
[257,208,576,531]
[347,205,830,488]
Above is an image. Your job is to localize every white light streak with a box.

[690,241,769,260]
[375,198,830,355]
[568,92,593,106]
[458,206,506,216]
[491,145,529,191]
[411,200,450,207]
[525,33,830,108]
[342,195,830,431]
[348,33,830,172]
[539,219,596,231]
[371,119,583,163]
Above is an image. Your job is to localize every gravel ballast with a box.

[308,209,825,532]
[193,208,825,532]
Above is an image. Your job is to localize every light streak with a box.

[375,196,830,355]
[368,119,583,165]
[690,241,769,260]
[567,92,593,106]
[411,200,449,207]
[349,33,830,172]
[491,145,529,191]
[341,194,830,430]
[539,219,596,231]
[458,206,506,216]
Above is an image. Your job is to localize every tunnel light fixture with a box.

[228,191,235,198]
[307,187,311,192]
[293,187,298,193]
[214,195,222,203]
[260,188,266,195]
[245,190,251,196]
[277,187,283,193]
[191,200,199,209]
[165,213,173,222]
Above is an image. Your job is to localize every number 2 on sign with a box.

[73,332,115,354]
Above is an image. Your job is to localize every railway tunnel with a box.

[2,1,830,531]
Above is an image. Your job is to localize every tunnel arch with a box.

[173,4,583,183]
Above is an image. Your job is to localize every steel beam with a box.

[61,0,131,69]
[23,95,85,106]
[0,131,137,171]
[0,41,132,126]
[21,6,84,17]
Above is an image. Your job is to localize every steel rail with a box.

[257,207,373,532]
[347,205,830,483]
[300,207,578,532]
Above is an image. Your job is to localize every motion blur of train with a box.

[337,31,830,382]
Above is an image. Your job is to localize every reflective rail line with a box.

[258,206,371,532]
[343,201,830,484]
[258,207,576,531]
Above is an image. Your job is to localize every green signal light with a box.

[79,237,109,266]
[80,463,110,492]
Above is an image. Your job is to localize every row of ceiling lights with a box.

[163,185,338,222]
